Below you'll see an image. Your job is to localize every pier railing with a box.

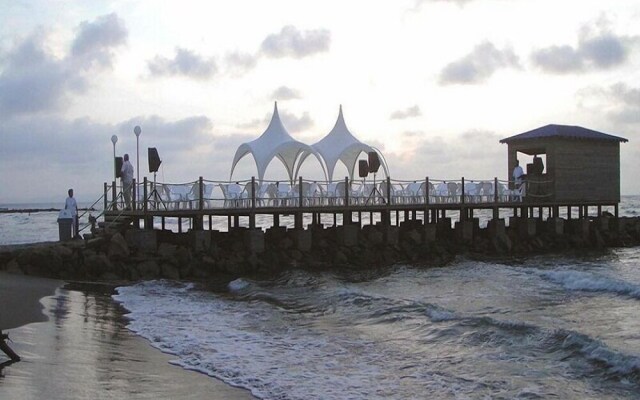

[105,176,551,212]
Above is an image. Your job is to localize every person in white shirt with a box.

[121,153,134,210]
[65,188,79,238]
[512,160,525,198]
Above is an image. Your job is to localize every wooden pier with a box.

[102,175,619,236]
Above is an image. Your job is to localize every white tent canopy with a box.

[305,105,389,182]
[230,102,326,183]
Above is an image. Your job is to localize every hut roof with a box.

[500,124,628,144]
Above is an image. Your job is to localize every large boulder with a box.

[84,253,114,278]
[108,233,130,260]
[174,246,192,267]
[161,263,180,280]
[158,243,178,259]
[5,259,23,274]
[137,260,160,279]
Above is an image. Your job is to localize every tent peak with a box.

[333,105,348,133]
[266,101,286,134]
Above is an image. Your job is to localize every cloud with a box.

[0,114,213,201]
[148,47,218,80]
[272,86,302,100]
[0,14,127,118]
[384,129,505,181]
[578,82,640,125]
[0,32,77,116]
[529,45,583,74]
[224,51,258,75]
[71,13,128,70]
[414,0,474,8]
[439,41,519,85]
[260,25,331,59]
[236,117,267,130]
[234,109,313,132]
[279,110,314,132]
[531,23,638,74]
[390,105,422,120]
[402,130,424,138]
[152,25,330,80]
[117,115,213,151]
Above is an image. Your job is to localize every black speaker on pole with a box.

[115,156,123,178]
[358,160,369,178]
[368,152,381,173]
[148,148,162,173]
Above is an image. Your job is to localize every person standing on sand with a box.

[65,188,79,238]
[121,153,134,210]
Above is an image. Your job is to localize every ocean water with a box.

[112,250,640,399]
[3,197,640,399]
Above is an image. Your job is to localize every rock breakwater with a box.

[1,216,640,281]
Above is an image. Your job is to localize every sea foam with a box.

[541,270,640,299]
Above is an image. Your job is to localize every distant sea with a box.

[3,198,640,399]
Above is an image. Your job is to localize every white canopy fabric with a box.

[305,105,389,182]
[230,102,326,183]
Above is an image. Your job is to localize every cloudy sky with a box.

[1,0,639,203]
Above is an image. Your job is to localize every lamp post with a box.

[134,126,141,202]
[111,134,118,181]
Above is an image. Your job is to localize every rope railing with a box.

[104,175,555,212]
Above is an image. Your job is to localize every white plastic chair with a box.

[378,181,403,204]
[164,184,191,209]
[435,182,448,203]
[308,182,323,205]
[224,183,242,208]
[276,182,292,206]
[478,181,493,202]
[447,182,459,203]
[463,182,479,203]
[325,183,339,205]
[202,183,214,208]
[239,181,259,207]
[403,182,423,204]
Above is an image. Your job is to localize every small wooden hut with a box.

[500,124,628,203]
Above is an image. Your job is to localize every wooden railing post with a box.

[344,177,349,206]
[299,176,303,208]
[425,177,430,206]
[494,177,499,203]
[461,177,465,205]
[251,176,256,209]
[111,181,117,210]
[103,182,108,211]
[143,177,148,212]
[132,179,137,210]
[199,176,204,211]
[386,176,391,204]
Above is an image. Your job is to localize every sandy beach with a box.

[0,272,60,330]
[0,273,255,399]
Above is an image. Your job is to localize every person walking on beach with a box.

[121,153,134,210]
[65,188,79,238]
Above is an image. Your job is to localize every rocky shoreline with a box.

[2,216,640,281]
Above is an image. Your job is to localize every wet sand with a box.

[0,274,255,399]
[0,272,60,330]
